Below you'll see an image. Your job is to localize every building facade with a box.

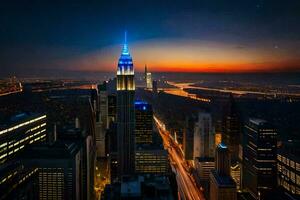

[135,146,169,175]
[96,82,108,157]
[194,112,215,159]
[183,116,195,160]
[222,94,240,162]
[146,72,152,89]
[210,143,237,200]
[0,113,47,199]
[277,141,300,196]
[135,101,153,144]
[243,118,277,199]
[117,33,136,176]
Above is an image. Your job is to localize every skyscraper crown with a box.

[117,32,135,90]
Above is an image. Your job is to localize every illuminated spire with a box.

[121,31,129,55]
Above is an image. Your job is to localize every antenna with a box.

[124,31,127,44]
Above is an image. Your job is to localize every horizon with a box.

[1,1,300,75]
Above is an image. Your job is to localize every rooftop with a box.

[211,170,236,188]
[249,118,267,126]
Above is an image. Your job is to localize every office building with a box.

[0,113,47,199]
[107,94,117,124]
[23,140,82,200]
[96,82,108,157]
[117,33,135,176]
[135,101,153,144]
[277,141,300,196]
[183,116,195,160]
[146,72,152,89]
[102,175,176,200]
[135,144,169,175]
[210,143,237,200]
[195,157,215,180]
[43,89,97,199]
[0,113,47,164]
[107,122,118,183]
[243,118,277,199]
[194,112,215,159]
[152,80,158,93]
[222,94,240,162]
[144,64,148,81]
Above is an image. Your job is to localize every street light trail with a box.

[154,116,205,200]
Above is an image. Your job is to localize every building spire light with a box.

[121,31,129,55]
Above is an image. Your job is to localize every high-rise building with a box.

[144,64,148,81]
[107,94,117,124]
[222,94,240,162]
[146,72,153,89]
[96,81,108,157]
[135,145,169,175]
[135,101,153,144]
[117,32,135,176]
[210,143,237,200]
[152,80,158,93]
[0,113,47,199]
[183,116,195,160]
[193,113,215,198]
[194,112,215,159]
[277,141,300,197]
[23,140,82,200]
[243,118,277,199]
[107,122,118,183]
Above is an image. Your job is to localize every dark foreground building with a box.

[0,113,47,199]
[243,118,277,199]
[210,143,237,200]
[102,175,177,200]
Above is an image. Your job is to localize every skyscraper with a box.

[277,141,300,197]
[210,143,237,200]
[135,101,153,144]
[117,32,135,176]
[243,118,277,199]
[144,64,148,81]
[222,94,240,162]
[194,112,215,159]
[96,81,108,158]
[183,116,195,160]
[152,80,158,93]
[146,72,153,89]
[193,112,215,198]
[0,113,47,199]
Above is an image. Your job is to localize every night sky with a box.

[1,0,300,76]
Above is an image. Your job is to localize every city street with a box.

[154,116,205,200]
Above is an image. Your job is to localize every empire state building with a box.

[116,33,135,176]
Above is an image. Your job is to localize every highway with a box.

[0,89,22,97]
[154,116,205,200]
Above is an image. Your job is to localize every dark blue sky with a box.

[1,0,300,76]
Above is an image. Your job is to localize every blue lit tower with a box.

[210,143,237,200]
[117,32,135,177]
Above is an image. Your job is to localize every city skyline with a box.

[0,1,300,200]
[1,1,300,76]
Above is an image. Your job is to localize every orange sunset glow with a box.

[61,39,300,73]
